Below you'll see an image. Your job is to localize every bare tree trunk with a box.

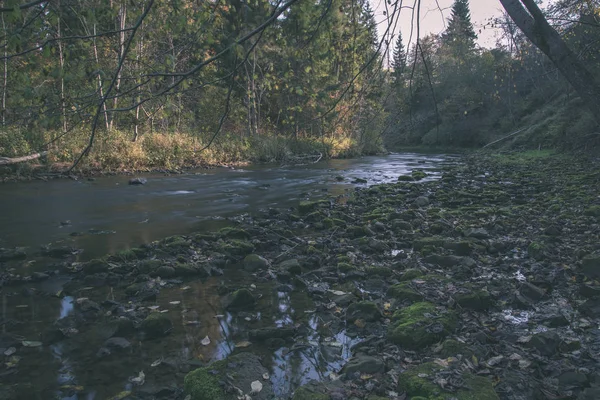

[110,0,127,131]
[133,34,142,141]
[1,13,7,127]
[92,23,110,131]
[499,0,600,124]
[57,0,67,133]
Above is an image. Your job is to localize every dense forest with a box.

[0,0,598,172]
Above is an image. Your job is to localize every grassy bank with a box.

[0,128,383,177]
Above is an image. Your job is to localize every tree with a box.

[442,0,477,54]
[499,0,600,124]
[391,33,406,84]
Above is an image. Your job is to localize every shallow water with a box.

[0,153,453,261]
[0,152,454,399]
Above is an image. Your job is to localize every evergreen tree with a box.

[391,33,406,84]
[442,0,477,53]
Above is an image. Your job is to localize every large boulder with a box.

[387,302,456,349]
[140,313,173,340]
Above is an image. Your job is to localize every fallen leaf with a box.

[151,358,163,367]
[4,347,16,356]
[360,374,373,380]
[148,305,160,310]
[169,301,181,305]
[250,380,263,394]
[201,336,211,346]
[235,341,252,348]
[262,372,269,380]
[486,355,504,367]
[22,340,42,348]
[328,290,347,296]
[129,371,145,386]
[5,356,20,368]
[354,319,366,328]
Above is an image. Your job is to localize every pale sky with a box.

[372,0,506,51]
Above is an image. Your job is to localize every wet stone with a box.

[279,258,302,275]
[528,331,560,356]
[345,301,381,322]
[140,313,173,340]
[581,254,600,279]
[455,290,494,311]
[580,284,600,298]
[249,326,295,341]
[558,371,589,390]
[414,196,430,207]
[341,355,384,375]
[464,227,490,239]
[226,288,256,310]
[519,282,547,301]
[244,254,270,271]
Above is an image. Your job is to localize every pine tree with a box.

[442,0,477,53]
[391,33,406,84]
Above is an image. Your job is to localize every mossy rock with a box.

[398,362,499,400]
[387,302,457,349]
[438,339,474,358]
[346,301,381,322]
[292,383,330,400]
[184,365,226,400]
[455,290,494,311]
[243,254,270,271]
[337,262,356,273]
[527,242,546,261]
[392,220,413,231]
[114,249,138,261]
[444,241,473,256]
[413,238,445,251]
[366,266,393,277]
[164,235,189,248]
[218,227,251,240]
[140,313,173,339]
[398,269,424,281]
[137,259,163,273]
[218,240,255,256]
[387,282,424,302]
[298,200,327,214]
[82,259,109,274]
[347,225,371,238]
[584,205,600,217]
[323,218,347,229]
[337,255,351,263]
[173,263,208,277]
[412,170,428,181]
[398,175,414,182]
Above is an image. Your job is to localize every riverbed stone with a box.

[341,355,384,375]
[129,177,147,185]
[414,196,430,207]
[0,248,27,262]
[455,290,494,311]
[581,254,600,278]
[140,313,173,340]
[244,254,269,271]
[464,227,490,239]
[279,258,302,274]
[185,352,273,400]
[219,226,251,240]
[397,362,499,400]
[345,301,381,322]
[528,331,560,356]
[226,288,256,310]
[249,326,295,341]
[387,282,423,302]
[387,302,457,349]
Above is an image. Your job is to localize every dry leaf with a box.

[201,336,211,346]
[250,380,263,394]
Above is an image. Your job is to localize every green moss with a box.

[412,170,428,180]
[413,238,445,251]
[584,205,600,217]
[527,241,546,260]
[323,218,347,228]
[337,262,356,272]
[164,235,189,248]
[398,363,499,400]
[455,290,494,311]
[298,200,327,214]
[218,239,254,256]
[398,269,424,281]
[347,225,370,238]
[184,361,227,400]
[388,302,456,349]
[137,259,163,273]
[438,339,473,358]
[366,266,393,277]
[387,282,423,302]
[218,227,251,240]
[82,259,109,274]
[115,249,137,261]
[337,255,351,263]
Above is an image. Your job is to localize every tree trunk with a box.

[57,0,67,133]
[1,13,7,127]
[499,0,600,124]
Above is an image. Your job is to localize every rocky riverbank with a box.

[1,151,600,400]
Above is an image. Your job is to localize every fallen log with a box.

[0,151,48,165]
[482,127,528,149]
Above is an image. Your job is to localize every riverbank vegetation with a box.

[1,0,599,174]
[385,0,600,150]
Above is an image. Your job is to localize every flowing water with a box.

[0,153,454,399]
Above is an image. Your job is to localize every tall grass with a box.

[1,128,366,172]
